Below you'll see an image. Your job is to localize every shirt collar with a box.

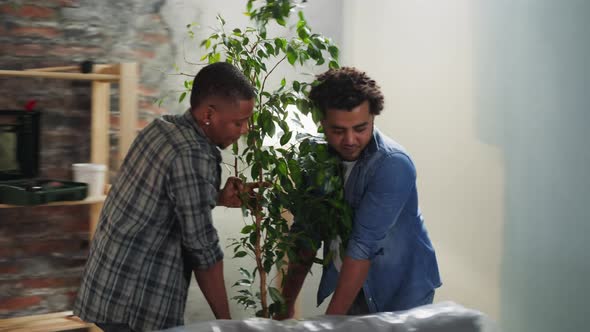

[183,109,214,143]
[182,109,221,159]
[362,126,380,157]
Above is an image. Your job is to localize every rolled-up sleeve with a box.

[346,153,416,260]
[167,150,223,270]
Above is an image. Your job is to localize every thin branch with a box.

[168,72,199,77]
[182,36,203,66]
[258,55,287,109]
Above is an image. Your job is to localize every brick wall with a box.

[0,0,176,318]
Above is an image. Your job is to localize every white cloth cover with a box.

[161,302,499,332]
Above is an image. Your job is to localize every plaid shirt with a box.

[74,110,223,331]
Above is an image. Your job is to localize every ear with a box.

[204,105,215,123]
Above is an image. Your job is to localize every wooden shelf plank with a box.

[0,195,106,209]
[0,310,92,332]
[0,70,119,82]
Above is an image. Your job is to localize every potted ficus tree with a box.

[176,0,353,318]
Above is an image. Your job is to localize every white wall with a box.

[343,1,590,331]
[343,0,504,320]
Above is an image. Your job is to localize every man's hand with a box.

[217,177,271,208]
[325,256,371,315]
[217,177,244,207]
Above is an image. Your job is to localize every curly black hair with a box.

[309,67,384,116]
[190,62,255,108]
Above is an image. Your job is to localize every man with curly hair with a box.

[279,67,441,318]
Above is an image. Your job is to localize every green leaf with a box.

[268,120,276,137]
[265,43,275,56]
[241,224,254,234]
[268,286,285,304]
[288,159,302,184]
[279,131,292,146]
[233,278,252,287]
[286,45,297,65]
[280,78,286,87]
[297,26,310,42]
[209,52,221,63]
[298,10,305,22]
[239,267,252,280]
[296,99,308,114]
[274,38,287,52]
[263,258,273,273]
[312,37,327,50]
[178,92,187,103]
[257,49,268,59]
[251,162,261,179]
[276,159,288,176]
[278,120,289,132]
[249,231,257,246]
[217,15,226,25]
[329,60,339,69]
[292,80,300,92]
[232,142,239,155]
[328,45,339,59]
[234,251,248,258]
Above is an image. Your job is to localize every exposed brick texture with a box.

[0,0,176,318]
[0,296,43,311]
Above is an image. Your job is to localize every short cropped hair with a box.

[309,67,384,116]
[190,62,255,108]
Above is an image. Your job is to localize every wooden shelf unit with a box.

[0,63,138,239]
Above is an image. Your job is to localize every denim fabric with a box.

[347,289,435,315]
[315,128,442,313]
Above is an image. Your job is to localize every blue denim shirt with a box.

[310,128,442,312]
